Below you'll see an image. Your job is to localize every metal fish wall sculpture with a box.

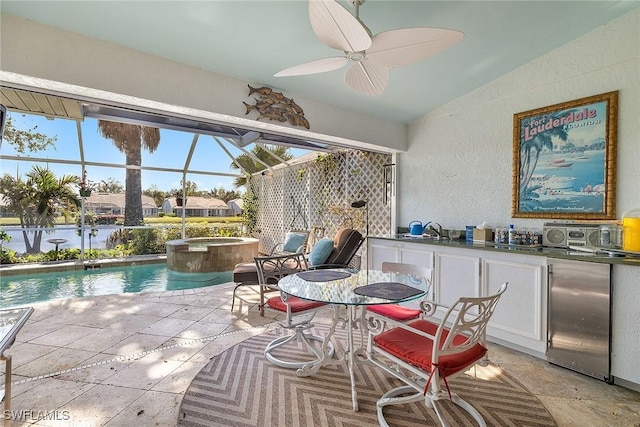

[244,85,310,129]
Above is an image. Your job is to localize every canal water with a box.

[1,225,181,253]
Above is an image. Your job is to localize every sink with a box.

[566,251,598,257]
[400,233,440,240]
[422,234,440,239]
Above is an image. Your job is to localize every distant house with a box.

[160,198,173,215]
[228,198,243,216]
[0,192,159,217]
[84,193,158,217]
[163,196,232,217]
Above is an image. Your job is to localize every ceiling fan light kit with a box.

[275,0,464,96]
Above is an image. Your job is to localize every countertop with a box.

[369,235,640,266]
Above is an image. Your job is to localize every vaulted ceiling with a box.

[3,1,639,124]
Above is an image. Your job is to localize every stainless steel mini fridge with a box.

[547,259,612,383]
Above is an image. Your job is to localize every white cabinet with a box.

[368,238,434,271]
[482,254,546,355]
[434,247,546,355]
[435,252,480,306]
[368,239,401,270]
[399,244,434,269]
[368,238,547,356]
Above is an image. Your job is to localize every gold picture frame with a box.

[512,91,618,220]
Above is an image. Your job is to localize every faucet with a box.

[427,223,443,240]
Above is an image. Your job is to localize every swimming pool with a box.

[0,263,232,309]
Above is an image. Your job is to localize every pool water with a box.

[0,263,232,309]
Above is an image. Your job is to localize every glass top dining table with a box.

[277,268,428,307]
[277,268,430,411]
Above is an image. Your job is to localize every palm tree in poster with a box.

[97,121,160,226]
[230,145,292,188]
[519,112,568,196]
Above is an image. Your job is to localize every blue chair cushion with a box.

[282,232,308,253]
[308,237,335,266]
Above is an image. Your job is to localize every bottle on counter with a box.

[622,208,640,252]
[508,224,516,245]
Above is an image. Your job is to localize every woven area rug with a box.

[178,325,556,427]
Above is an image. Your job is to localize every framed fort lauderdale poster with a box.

[512,91,618,220]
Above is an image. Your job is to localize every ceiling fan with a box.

[274,0,464,96]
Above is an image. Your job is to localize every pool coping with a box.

[0,254,167,277]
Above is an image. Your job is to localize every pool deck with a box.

[1,282,639,426]
[1,282,278,426]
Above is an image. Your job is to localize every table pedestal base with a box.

[265,331,332,370]
[296,305,367,411]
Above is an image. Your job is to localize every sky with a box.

[1,112,308,193]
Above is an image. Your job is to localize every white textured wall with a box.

[0,14,406,151]
[400,8,640,231]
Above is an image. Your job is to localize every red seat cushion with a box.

[367,304,421,321]
[266,296,325,313]
[373,319,487,378]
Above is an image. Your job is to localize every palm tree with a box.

[210,186,242,203]
[143,185,167,208]
[230,145,293,188]
[0,166,80,253]
[97,121,160,225]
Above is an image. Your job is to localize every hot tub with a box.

[166,237,259,273]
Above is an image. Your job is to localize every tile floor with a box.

[1,282,639,427]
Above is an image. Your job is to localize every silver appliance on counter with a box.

[547,259,612,383]
[542,222,601,248]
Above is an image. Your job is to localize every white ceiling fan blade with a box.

[309,0,372,53]
[274,56,349,77]
[367,28,464,68]
[344,61,389,96]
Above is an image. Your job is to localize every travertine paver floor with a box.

[1,282,639,426]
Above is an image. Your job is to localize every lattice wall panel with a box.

[252,150,392,264]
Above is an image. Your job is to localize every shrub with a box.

[110,244,132,257]
[106,229,133,249]
[128,228,165,255]
[82,249,103,260]
[57,248,82,260]
[185,224,214,238]
[217,226,242,237]
[15,252,48,263]
[95,214,124,225]
[0,248,16,264]
[164,227,182,241]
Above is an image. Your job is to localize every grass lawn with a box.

[146,216,243,225]
[0,216,244,226]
